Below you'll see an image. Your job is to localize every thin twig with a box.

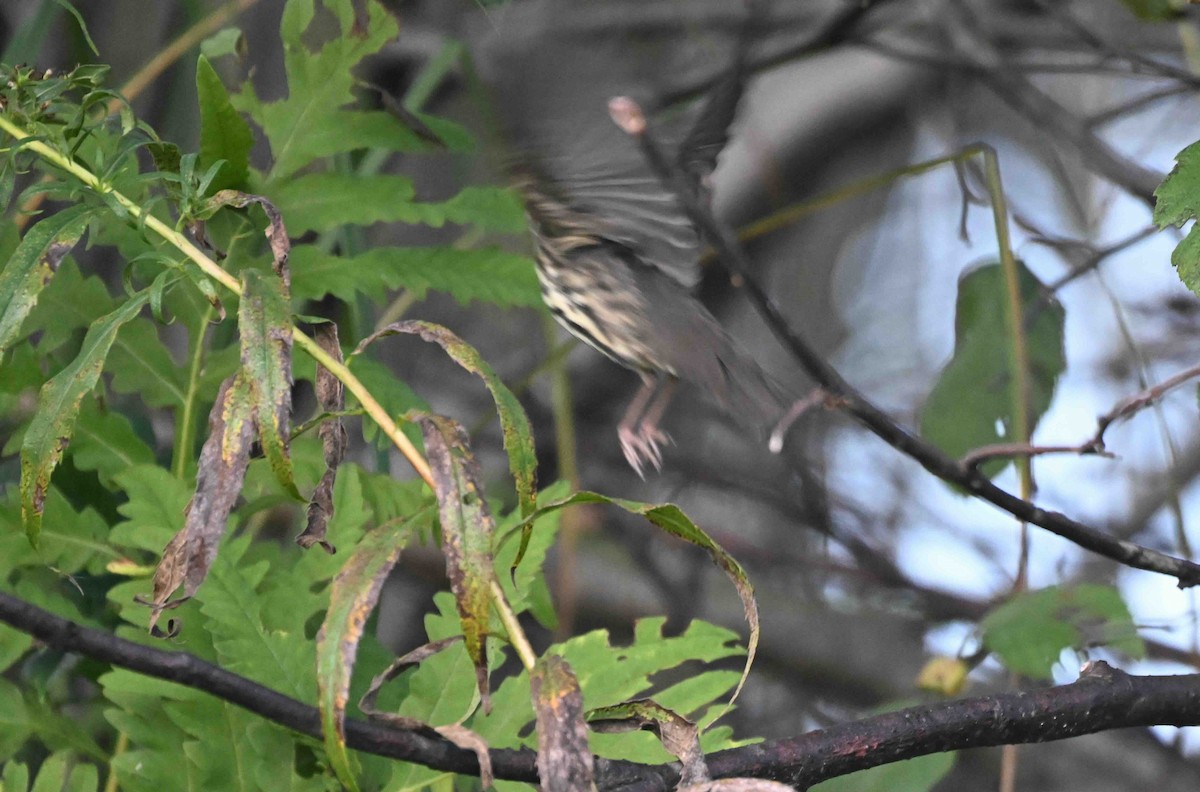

[961,442,1115,472]
[607,97,1200,587]
[1090,362,1200,452]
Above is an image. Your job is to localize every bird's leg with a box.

[635,376,676,469]
[618,374,665,477]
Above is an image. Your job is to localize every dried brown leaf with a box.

[298,322,347,552]
[141,373,255,634]
[532,656,595,792]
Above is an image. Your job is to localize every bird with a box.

[480,1,783,475]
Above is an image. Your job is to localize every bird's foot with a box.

[618,422,673,478]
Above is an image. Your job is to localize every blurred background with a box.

[6,0,1200,788]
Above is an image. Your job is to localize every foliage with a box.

[921,261,1066,479]
[981,585,1145,680]
[0,0,1166,790]
[0,2,759,790]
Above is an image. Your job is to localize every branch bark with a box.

[608,100,1200,587]
[4,590,1200,790]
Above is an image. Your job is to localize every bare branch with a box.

[4,590,1199,791]
[609,99,1200,587]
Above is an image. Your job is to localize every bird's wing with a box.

[477,0,753,290]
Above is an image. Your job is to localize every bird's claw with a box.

[618,423,673,478]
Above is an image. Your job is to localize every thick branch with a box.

[700,661,1200,789]
[607,102,1200,587]
[0,591,539,784]
[5,591,1200,790]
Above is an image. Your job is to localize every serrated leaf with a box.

[20,291,150,545]
[20,257,114,353]
[356,321,537,517]
[235,0,404,181]
[495,480,571,629]
[1155,140,1200,296]
[532,656,595,791]
[107,318,189,407]
[419,414,497,712]
[0,623,32,674]
[0,204,96,356]
[0,678,30,762]
[239,267,300,499]
[289,245,541,309]
[71,401,155,484]
[810,751,955,792]
[29,751,99,792]
[195,544,316,725]
[508,492,756,714]
[271,174,525,235]
[1,759,28,791]
[111,465,192,553]
[482,618,744,762]
[144,373,255,634]
[920,261,1065,477]
[196,54,252,192]
[316,514,419,792]
[981,584,1145,680]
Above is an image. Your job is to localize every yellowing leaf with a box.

[316,513,420,792]
[0,204,96,356]
[20,291,149,545]
[419,414,498,712]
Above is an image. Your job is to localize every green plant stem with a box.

[490,579,536,672]
[103,731,128,792]
[0,115,435,489]
[172,303,214,480]
[731,148,982,250]
[542,315,584,638]
[982,148,1034,585]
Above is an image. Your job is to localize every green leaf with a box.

[107,318,189,407]
[0,204,97,356]
[290,245,541,309]
[1,759,29,792]
[0,678,30,762]
[920,262,1065,476]
[495,480,571,629]
[20,257,114,353]
[419,414,498,710]
[0,623,32,674]
[239,268,300,499]
[270,175,525,235]
[356,321,538,517]
[201,27,245,60]
[196,54,252,192]
[20,291,150,545]
[199,543,314,701]
[482,618,744,761]
[111,465,192,553]
[504,491,756,714]
[981,584,1145,680]
[1119,0,1180,20]
[236,0,403,181]
[28,750,98,792]
[1155,139,1200,295]
[810,751,955,792]
[315,514,420,792]
[70,401,156,484]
